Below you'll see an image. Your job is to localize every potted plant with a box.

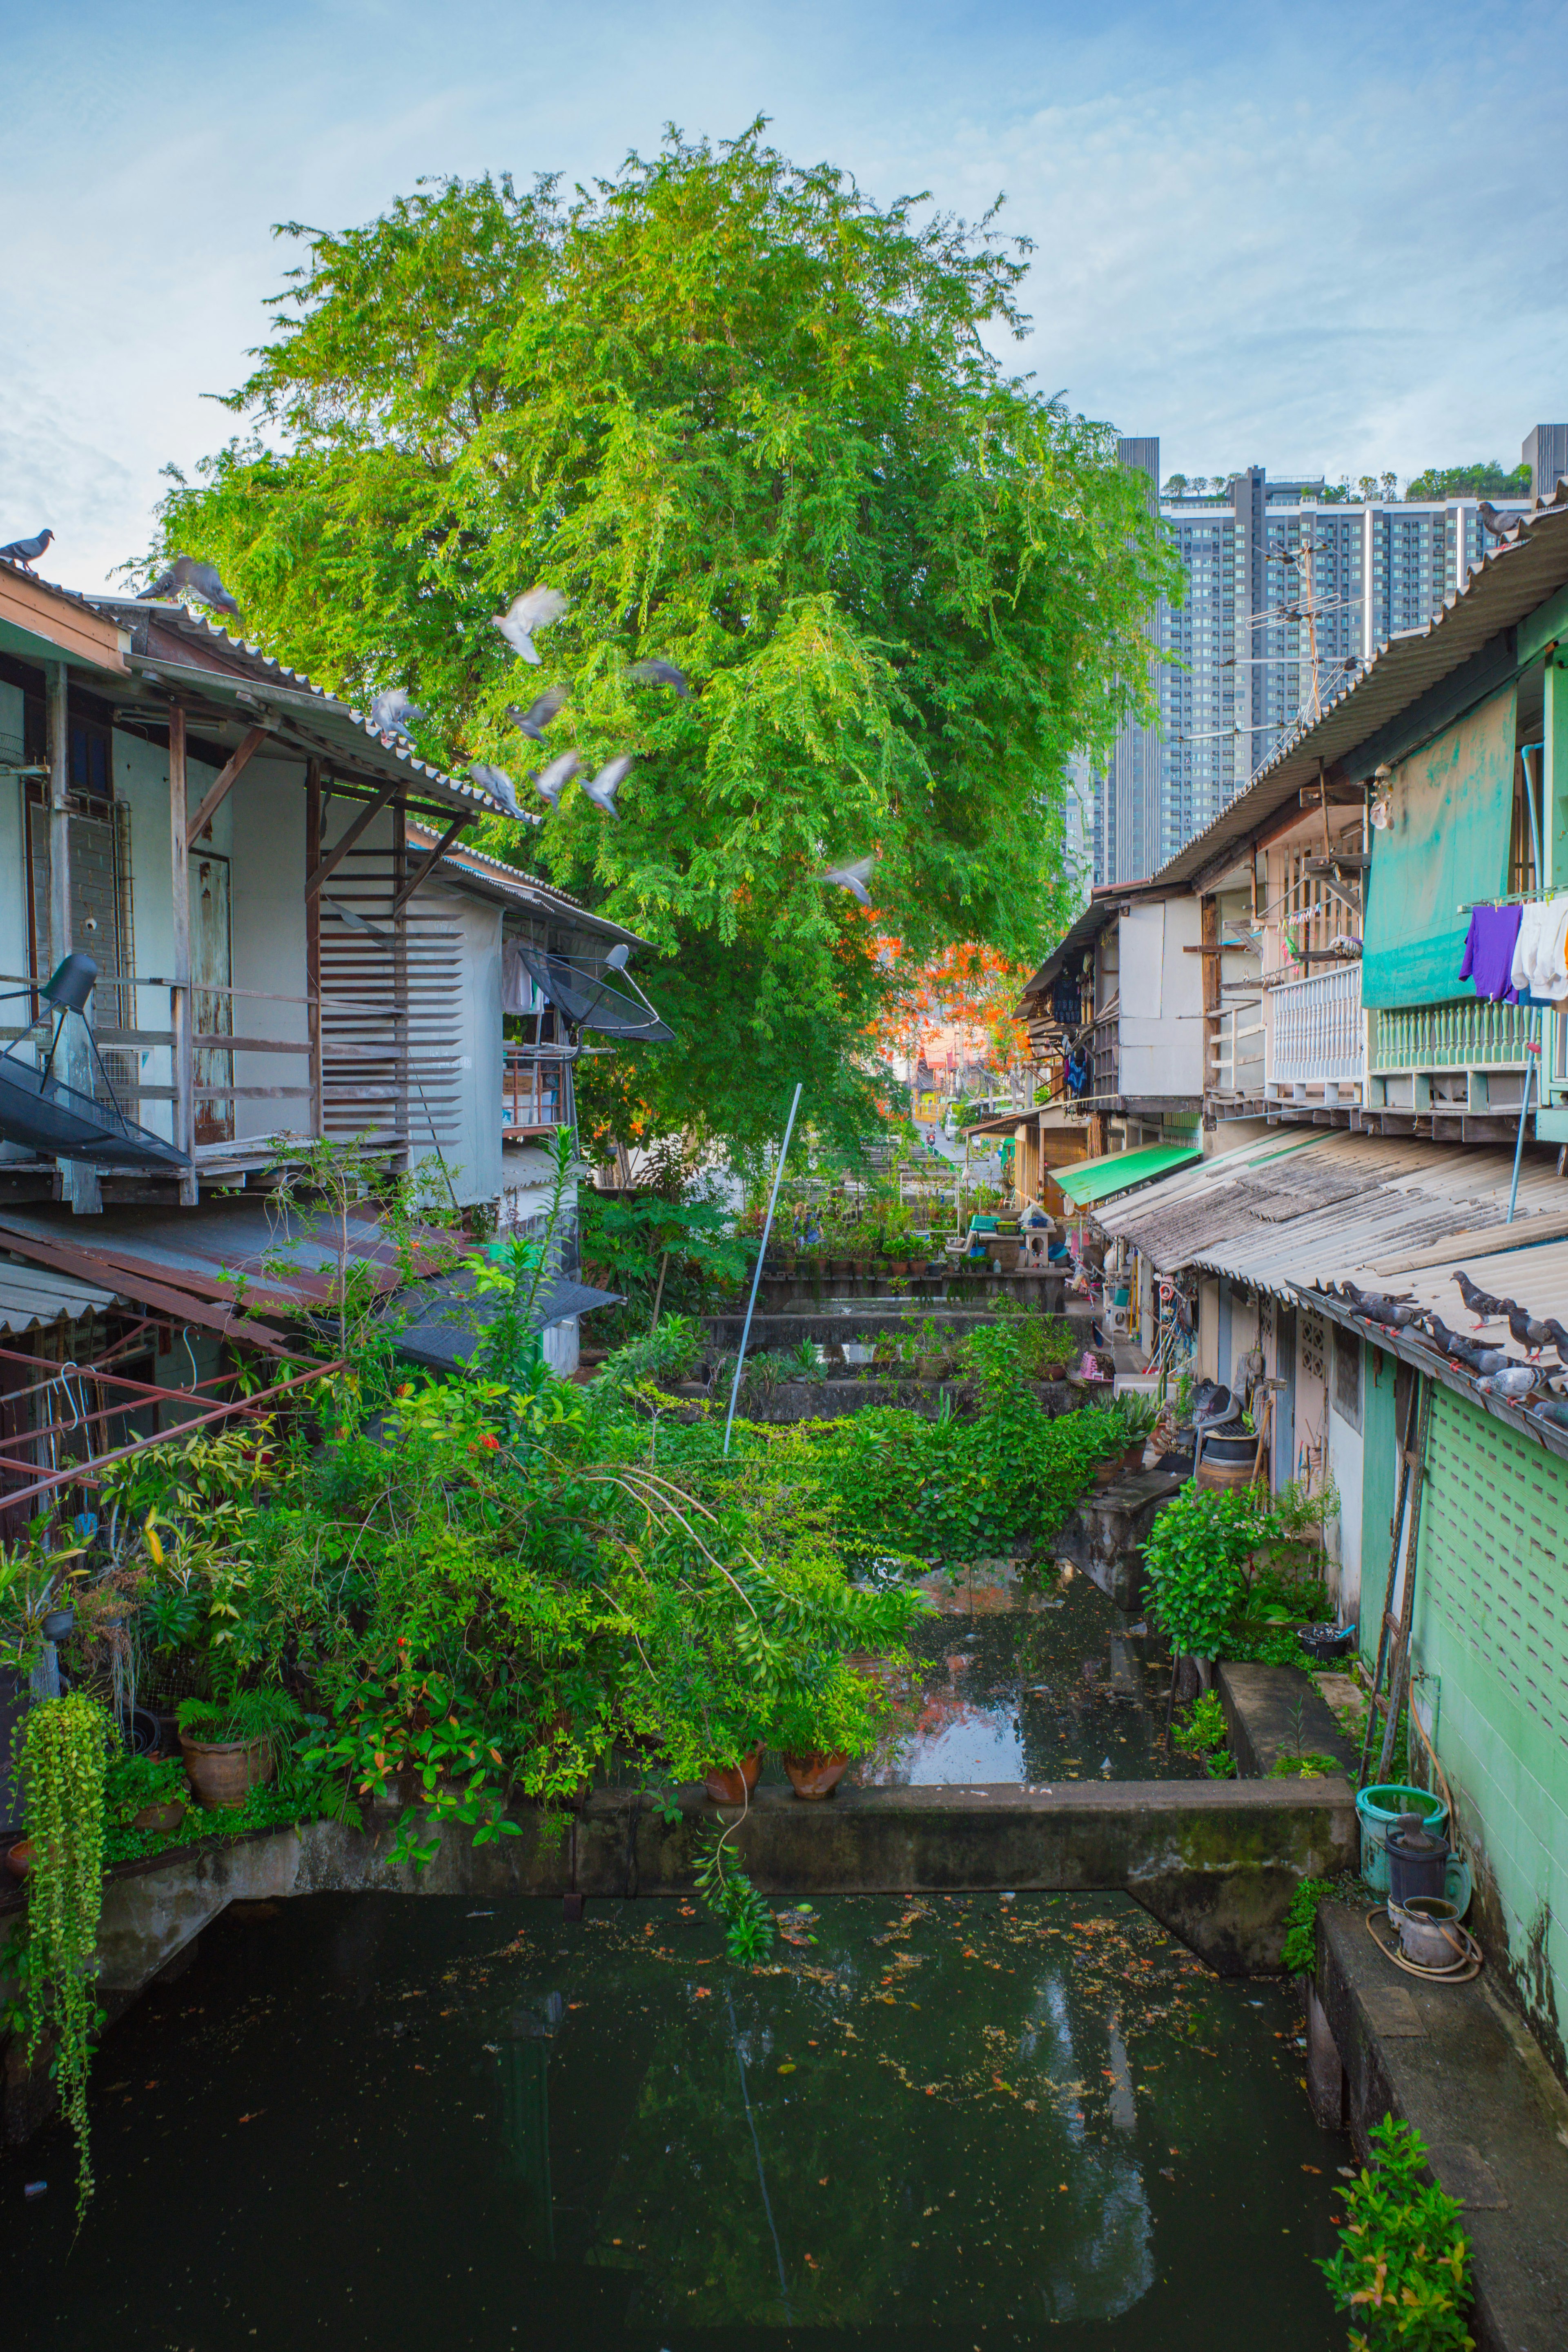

[703,1738,766,1805]
[106,1748,190,1840]
[768,1660,884,1800]
[177,1690,299,1810]
[1111,1390,1162,1472]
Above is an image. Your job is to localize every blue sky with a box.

[7,0,1567,592]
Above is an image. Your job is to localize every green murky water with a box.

[4,1892,1346,2348]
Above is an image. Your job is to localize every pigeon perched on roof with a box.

[1530,1396,1568,1432]
[369,688,425,741]
[506,686,569,743]
[492,586,567,664]
[138,556,241,618]
[820,854,875,907]
[1477,1366,1541,1402]
[531,750,580,810]
[628,658,690,695]
[1543,1317,1568,1361]
[1452,1269,1510,1327]
[1341,1282,1415,1323]
[580,752,633,820]
[1347,1297,1423,1332]
[1504,1302,1560,1359]
[0,528,53,570]
[469,763,526,820]
[1476,501,1523,540]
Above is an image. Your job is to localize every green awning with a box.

[1054,1142,1202,1207]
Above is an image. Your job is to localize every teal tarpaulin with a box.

[1361,682,1517,1009]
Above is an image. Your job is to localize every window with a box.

[1333,1321,1362,1430]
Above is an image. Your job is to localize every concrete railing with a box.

[1270,960,1363,1094]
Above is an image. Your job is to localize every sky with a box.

[6,0,1568,595]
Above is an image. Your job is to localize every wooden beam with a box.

[189,724,269,844]
[305,761,323,1136]
[168,705,196,1201]
[303,780,400,900]
[389,814,467,916]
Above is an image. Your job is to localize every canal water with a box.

[849,1560,1203,1789]
[5,1891,1348,2350]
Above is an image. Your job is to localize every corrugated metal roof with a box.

[405,824,651,949]
[0,1258,124,1335]
[1016,895,1117,1007]
[88,600,509,820]
[1137,486,1568,894]
[1056,1142,1202,1205]
[1094,1130,1568,1297]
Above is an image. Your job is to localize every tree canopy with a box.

[1404,459,1531,502]
[144,124,1177,1155]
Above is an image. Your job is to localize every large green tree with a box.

[145,124,1177,1153]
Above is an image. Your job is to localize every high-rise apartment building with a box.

[1089,422,1562,888]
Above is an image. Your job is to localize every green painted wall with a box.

[1357,1343,1399,1668]
[1362,681,1517,1009]
[1412,1384,1567,2075]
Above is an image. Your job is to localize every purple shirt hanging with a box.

[1459,904,1522,1003]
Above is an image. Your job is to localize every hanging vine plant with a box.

[16,1692,109,2217]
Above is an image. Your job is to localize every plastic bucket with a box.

[1356,1783,1448,1893]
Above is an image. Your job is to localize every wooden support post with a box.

[305,761,323,1138]
[389,813,466,917]
[189,724,269,845]
[303,780,400,900]
[48,664,101,1214]
[168,706,197,1203]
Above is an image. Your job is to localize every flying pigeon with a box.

[580,752,633,820]
[138,556,241,618]
[0,528,53,570]
[820,854,875,908]
[1452,1269,1510,1327]
[491,586,567,665]
[1477,1366,1541,1403]
[531,750,580,810]
[506,686,569,742]
[469,763,526,820]
[628,658,690,696]
[1476,501,1523,540]
[369,688,425,741]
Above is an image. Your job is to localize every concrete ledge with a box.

[1218,1661,1361,1778]
[1056,1470,1185,1610]
[1315,1901,1568,2352]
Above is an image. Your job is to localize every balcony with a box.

[1269,962,1364,1105]
[1087,1010,1119,1102]
[502,1045,568,1138]
[1368,997,1532,1119]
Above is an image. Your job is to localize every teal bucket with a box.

[1356,1784,1449,1894]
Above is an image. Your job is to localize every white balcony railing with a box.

[1269,960,1364,1095]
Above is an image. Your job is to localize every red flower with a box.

[477,1433,501,1452]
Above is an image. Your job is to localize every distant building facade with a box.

[1091,423,1563,886]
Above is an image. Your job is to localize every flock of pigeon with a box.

[2,533,881,905]
[1334,1271,1568,1430]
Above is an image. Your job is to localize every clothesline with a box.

[1457,888,1559,912]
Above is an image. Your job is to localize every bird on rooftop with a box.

[1423,1315,1515,1377]
[1341,1281,1416,1322]
[1543,1317,1568,1361]
[0,528,53,570]
[628,658,690,696]
[1506,1302,1558,1360]
[1476,502,1523,540]
[531,751,580,810]
[138,556,241,619]
[506,686,569,743]
[1347,1297,1424,1332]
[369,688,425,742]
[1477,1366,1541,1403]
[491,586,567,665]
[1452,1269,1510,1328]
[469,763,526,820]
[580,752,633,820]
[820,854,875,907]
[1530,1396,1568,1432]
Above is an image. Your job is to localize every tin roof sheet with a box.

[1094,1130,1568,1296]
[0,1258,124,1335]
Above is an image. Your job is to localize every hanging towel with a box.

[501,942,533,1014]
[1460,904,1523,1002]
[1511,898,1568,1001]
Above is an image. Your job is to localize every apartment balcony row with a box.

[1205,957,1543,1141]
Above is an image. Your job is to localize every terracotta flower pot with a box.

[782,1751,850,1800]
[6,1839,35,1880]
[179,1733,274,1811]
[703,1741,764,1806]
[133,1800,187,1837]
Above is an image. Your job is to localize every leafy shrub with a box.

[1281,1875,1334,1975]
[1171,1688,1235,1778]
[1319,2115,1474,2351]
